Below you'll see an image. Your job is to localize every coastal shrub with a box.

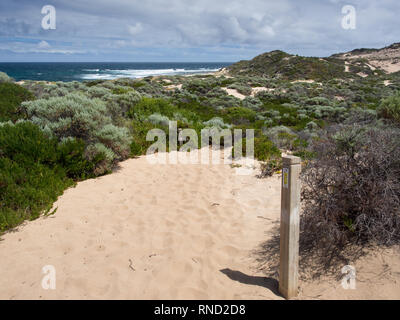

[227,83,252,96]
[84,143,115,176]
[203,117,231,130]
[21,93,131,175]
[223,107,256,125]
[60,81,86,91]
[111,85,132,95]
[103,90,142,118]
[95,124,131,159]
[0,122,73,232]
[242,97,263,110]
[0,71,12,83]
[233,134,281,161]
[183,79,216,95]
[344,107,377,125]
[130,81,165,97]
[174,99,217,122]
[128,97,199,125]
[263,118,274,127]
[87,86,111,98]
[206,95,241,110]
[377,92,400,124]
[57,138,97,179]
[205,87,228,99]
[255,90,275,102]
[84,80,106,87]
[22,93,108,139]
[0,121,58,165]
[306,96,332,106]
[129,120,159,156]
[47,86,70,97]
[0,82,34,122]
[264,126,297,149]
[254,136,281,162]
[128,97,174,119]
[148,113,170,127]
[300,123,400,273]
[20,81,53,99]
[172,90,201,104]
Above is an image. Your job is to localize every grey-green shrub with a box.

[148,113,170,127]
[21,93,131,175]
[87,86,111,98]
[103,90,142,117]
[203,117,232,130]
[242,96,262,110]
[95,124,131,158]
[307,96,332,106]
[264,125,297,149]
[84,143,116,175]
[0,71,12,83]
[227,83,252,96]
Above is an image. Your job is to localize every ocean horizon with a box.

[0,62,232,82]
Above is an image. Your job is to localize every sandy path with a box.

[0,151,282,300]
[1,149,399,300]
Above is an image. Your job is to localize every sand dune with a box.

[0,149,399,300]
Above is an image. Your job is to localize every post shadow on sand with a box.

[219,268,281,297]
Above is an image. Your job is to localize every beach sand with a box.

[0,149,399,300]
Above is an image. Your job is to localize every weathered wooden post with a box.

[279,155,301,299]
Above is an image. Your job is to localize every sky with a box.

[0,0,398,62]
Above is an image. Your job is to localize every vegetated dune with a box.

[225,42,400,81]
[0,149,399,300]
[335,43,400,74]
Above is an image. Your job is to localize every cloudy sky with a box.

[0,0,398,62]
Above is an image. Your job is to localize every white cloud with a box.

[128,22,143,36]
[38,40,51,49]
[0,0,399,60]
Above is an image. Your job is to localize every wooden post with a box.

[279,155,301,299]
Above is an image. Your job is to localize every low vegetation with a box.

[0,122,74,232]
[1,46,400,276]
[299,121,400,274]
[0,82,34,122]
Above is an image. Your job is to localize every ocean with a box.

[0,62,232,82]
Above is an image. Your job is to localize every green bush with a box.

[227,83,252,96]
[128,97,200,125]
[128,97,174,119]
[0,82,34,122]
[233,135,281,177]
[0,122,74,232]
[377,92,400,124]
[242,96,263,110]
[57,138,98,179]
[254,136,281,162]
[130,120,160,156]
[223,107,256,124]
